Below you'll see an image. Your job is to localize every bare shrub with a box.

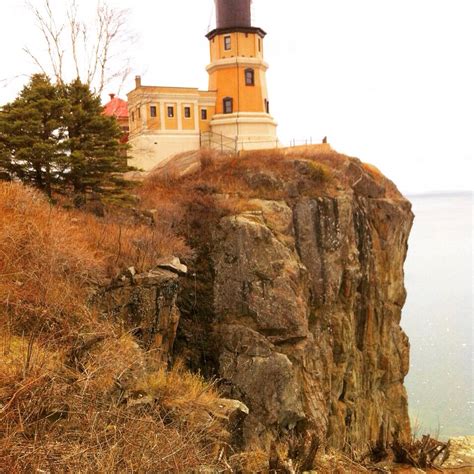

[392,435,450,469]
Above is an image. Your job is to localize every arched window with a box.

[223,97,233,114]
[245,68,255,86]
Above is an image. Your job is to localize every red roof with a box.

[103,95,128,119]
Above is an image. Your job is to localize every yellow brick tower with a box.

[206,0,278,149]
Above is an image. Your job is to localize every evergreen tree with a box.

[0,75,132,204]
[0,139,10,182]
[62,79,131,205]
[0,74,66,198]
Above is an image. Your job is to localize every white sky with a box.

[1,0,473,195]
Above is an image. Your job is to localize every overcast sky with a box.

[1,0,473,195]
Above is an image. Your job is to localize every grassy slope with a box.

[0,182,226,472]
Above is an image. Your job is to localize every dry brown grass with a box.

[0,183,104,334]
[0,182,192,335]
[68,210,194,277]
[0,182,227,471]
[0,328,229,473]
[135,147,343,250]
[140,147,337,206]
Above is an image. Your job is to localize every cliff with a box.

[0,146,418,471]
[143,146,414,459]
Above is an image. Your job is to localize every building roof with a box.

[206,26,266,41]
[103,94,128,120]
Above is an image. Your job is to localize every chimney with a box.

[109,93,115,100]
[135,75,142,88]
[216,0,252,29]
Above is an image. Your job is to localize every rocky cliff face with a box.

[174,150,414,456]
[98,268,180,366]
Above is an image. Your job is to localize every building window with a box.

[265,99,270,114]
[131,112,135,122]
[245,68,255,86]
[137,107,141,119]
[223,97,233,114]
[258,38,261,52]
[150,106,157,118]
[167,106,174,118]
[184,106,191,118]
[201,108,208,120]
[224,35,231,51]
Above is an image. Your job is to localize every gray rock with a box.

[178,173,414,455]
[156,256,188,275]
[212,398,250,419]
[98,269,180,365]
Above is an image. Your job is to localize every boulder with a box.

[98,268,180,366]
[156,256,188,275]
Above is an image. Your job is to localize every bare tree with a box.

[24,0,134,96]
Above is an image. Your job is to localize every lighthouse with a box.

[206,0,279,148]
[125,0,279,171]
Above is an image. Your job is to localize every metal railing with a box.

[200,131,327,153]
[200,131,237,153]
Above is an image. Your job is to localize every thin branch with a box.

[25,0,133,94]
[67,0,81,79]
[22,47,49,77]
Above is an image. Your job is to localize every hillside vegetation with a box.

[0,147,418,472]
[0,182,226,472]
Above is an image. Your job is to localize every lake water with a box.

[402,192,473,439]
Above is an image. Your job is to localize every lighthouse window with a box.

[223,97,233,114]
[150,106,157,118]
[184,106,191,118]
[167,106,174,118]
[224,35,231,51]
[265,99,270,114]
[201,109,208,120]
[245,68,255,86]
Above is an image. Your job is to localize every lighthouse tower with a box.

[206,0,278,149]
